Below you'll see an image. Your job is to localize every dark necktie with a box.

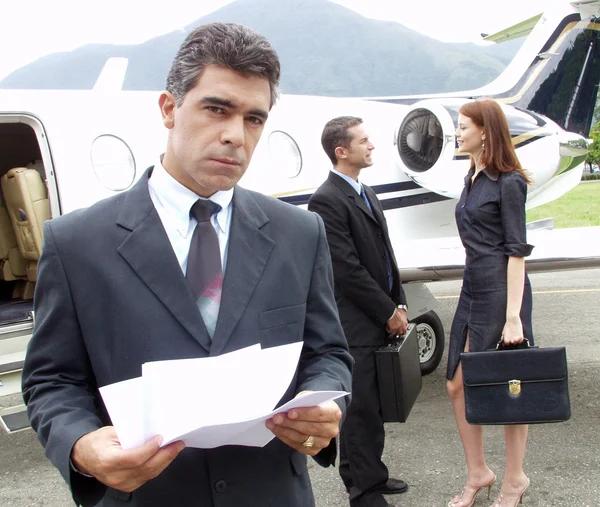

[360,186,373,213]
[186,200,222,338]
[361,186,394,292]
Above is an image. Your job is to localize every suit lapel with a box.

[328,172,378,224]
[210,187,274,356]
[364,184,400,277]
[116,168,212,352]
[364,185,386,230]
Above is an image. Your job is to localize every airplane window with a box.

[268,131,302,179]
[90,135,136,191]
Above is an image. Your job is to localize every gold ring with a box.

[302,435,315,448]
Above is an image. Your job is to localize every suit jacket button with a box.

[215,480,227,493]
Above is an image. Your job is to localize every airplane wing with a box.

[398,226,600,282]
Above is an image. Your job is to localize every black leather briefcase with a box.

[461,341,571,425]
[375,324,422,423]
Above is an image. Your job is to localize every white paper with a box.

[142,344,264,442]
[99,342,348,450]
[99,376,145,448]
[166,390,349,448]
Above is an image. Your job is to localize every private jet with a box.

[0,0,599,433]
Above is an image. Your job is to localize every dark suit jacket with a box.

[308,171,406,347]
[22,168,352,507]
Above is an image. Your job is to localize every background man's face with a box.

[160,64,271,197]
[345,124,374,170]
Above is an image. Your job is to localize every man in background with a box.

[308,116,408,507]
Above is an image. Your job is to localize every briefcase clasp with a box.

[508,379,521,395]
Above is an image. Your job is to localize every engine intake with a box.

[394,99,468,198]
[398,108,444,173]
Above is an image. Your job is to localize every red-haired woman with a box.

[447,99,533,507]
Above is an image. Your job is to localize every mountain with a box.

[0,0,523,96]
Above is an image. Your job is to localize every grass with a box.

[527,181,600,228]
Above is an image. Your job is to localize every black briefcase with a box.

[375,324,422,423]
[461,341,571,425]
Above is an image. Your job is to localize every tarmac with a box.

[1,268,599,506]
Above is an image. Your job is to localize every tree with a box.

[587,127,600,168]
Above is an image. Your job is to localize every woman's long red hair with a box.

[459,99,532,184]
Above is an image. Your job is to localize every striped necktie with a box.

[186,199,222,338]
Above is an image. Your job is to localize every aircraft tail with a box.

[495,8,600,137]
[372,3,600,136]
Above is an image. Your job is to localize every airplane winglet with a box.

[482,13,543,43]
[93,57,129,92]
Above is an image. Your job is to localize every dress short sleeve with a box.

[500,171,534,257]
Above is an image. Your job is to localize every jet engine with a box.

[394,98,566,199]
[395,99,467,199]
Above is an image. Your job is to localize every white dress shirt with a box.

[148,159,233,275]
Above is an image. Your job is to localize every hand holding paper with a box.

[266,394,343,456]
[71,427,185,492]
[99,342,349,450]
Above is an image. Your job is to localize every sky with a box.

[1,0,558,81]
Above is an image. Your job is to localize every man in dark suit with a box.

[21,24,352,507]
[308,116,409,507]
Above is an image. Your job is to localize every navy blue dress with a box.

[446,168,534,381]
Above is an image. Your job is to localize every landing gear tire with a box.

[411,311,445,376]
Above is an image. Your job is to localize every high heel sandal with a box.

[489,477,530,507]
[448,475,497,507]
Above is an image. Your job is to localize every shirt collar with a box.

[482,167,499,181]
[150,157,234,236]
[331,168,363,195]
[468,166,499,183]
[208,187,234,234]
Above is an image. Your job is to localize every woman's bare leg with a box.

[490,426,529,506]
[447,337,496,506]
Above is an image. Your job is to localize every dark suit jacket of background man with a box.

[22,168,353,507]
[308,171,407,346]
[308,171,406,503]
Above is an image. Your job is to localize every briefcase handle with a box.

[385,333,401,345]
[495,337,532,351]
[385,324,414,344]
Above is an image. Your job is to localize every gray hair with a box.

[166,23,281,108]
[321,116,363,165]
